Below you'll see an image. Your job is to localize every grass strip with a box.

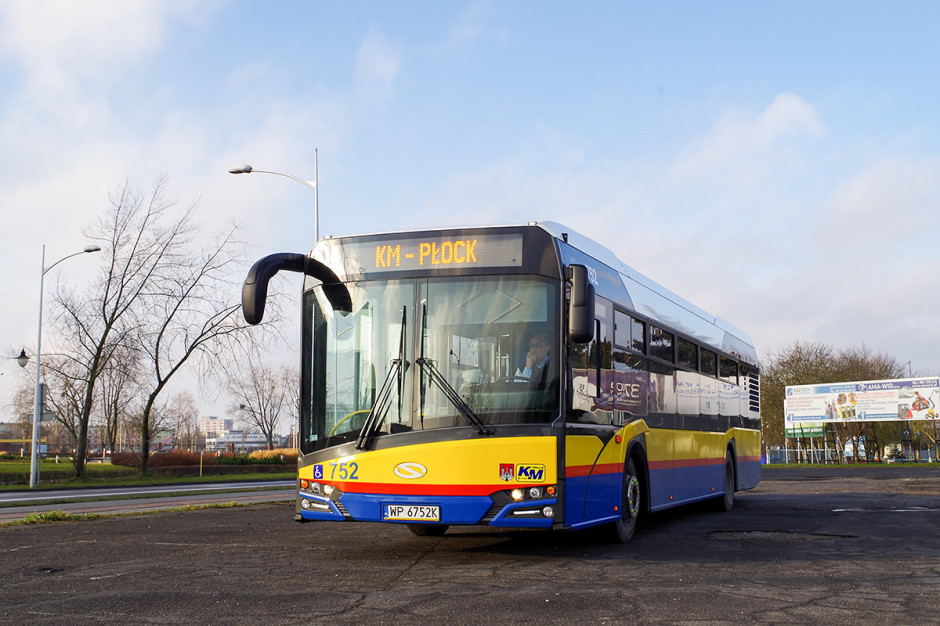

[13,510,103,524]
[5,500,292,526]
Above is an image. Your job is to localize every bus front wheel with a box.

[609,456,643,543]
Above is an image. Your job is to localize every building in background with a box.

[199,417,234,437]
[205,430,268,454]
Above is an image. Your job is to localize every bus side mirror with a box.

[567,264,595,343]
[243,253,351,325]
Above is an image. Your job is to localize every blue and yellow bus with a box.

[242,222,760,541]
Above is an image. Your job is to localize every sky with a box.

[2,1,940,429]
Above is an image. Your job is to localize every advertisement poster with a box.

[785,377,940,424]
[572,369,649,415]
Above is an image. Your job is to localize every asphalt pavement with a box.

[1,467,938,624]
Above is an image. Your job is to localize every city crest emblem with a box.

[499,463,514,481]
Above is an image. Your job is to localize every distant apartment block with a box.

[199,417,234,437]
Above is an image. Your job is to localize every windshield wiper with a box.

[416,304,492,436]
[415,304,495,435]
[416,356,493,436]
[356,306,407,450]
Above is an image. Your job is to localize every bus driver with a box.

[515,334,551,387]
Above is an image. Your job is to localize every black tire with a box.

[407,523,449,537]
[609,456,643,543]
[714,450,735,512]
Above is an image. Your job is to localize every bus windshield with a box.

[304,276,559,450]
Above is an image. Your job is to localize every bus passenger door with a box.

[565,295,622,525]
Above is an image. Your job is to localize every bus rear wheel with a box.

[609,456,643,543]
[407,523,449,537]
[713,450,735,512]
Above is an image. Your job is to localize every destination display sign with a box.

[333,233,524,275]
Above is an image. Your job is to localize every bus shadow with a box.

[434,495,921,564]
[438,499,735,555]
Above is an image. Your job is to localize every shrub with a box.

[110,452,140,468]
[149,450,206,467]
[249,448,298,464]
[111,450,221,468]
[215,453,281,465]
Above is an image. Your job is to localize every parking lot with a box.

[2,467,939,624]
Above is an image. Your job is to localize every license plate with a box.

[383,504,441,521]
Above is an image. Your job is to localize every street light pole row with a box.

[228,148,320,242]
[26,243,101,488]
[227,151,320,453]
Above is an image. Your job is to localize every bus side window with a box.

[631,317,646,353]
[614,311,630,348]
[701,348,718,378]
[650,326,674,363]
[677,338,697,370]
[719,356,738,385]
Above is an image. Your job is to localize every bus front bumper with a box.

[297,490,557,529]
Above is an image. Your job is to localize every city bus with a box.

[242,222,761,541]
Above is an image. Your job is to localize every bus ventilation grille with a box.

[747,372,760,413]
[480,503,503,523]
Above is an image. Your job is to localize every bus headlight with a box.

[542,506,554,518]
[501,485,556,503]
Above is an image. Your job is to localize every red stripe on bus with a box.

[331,482,506,496]
[569,455,753,476]
[565,462,623,478]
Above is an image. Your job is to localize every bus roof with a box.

[538,221,756,363]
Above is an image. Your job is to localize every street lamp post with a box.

[228,148,320,241]
[28,243,101,488]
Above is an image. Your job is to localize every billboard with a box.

[785,377,940,424]
[785,422,825,438]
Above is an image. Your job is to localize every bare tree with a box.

[38,354,85,453]
[133,224,252,474]
[164,392,200,451]
[9,380,36,451]
[51,177,191,476]
[226,346,290,450]
[283,366,300,449]
[93,344,141,454]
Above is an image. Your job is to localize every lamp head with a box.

[228,164,253,174]
[84,245,102,253]
[16,349,28,368]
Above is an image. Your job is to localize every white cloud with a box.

[438,0,506,53]
[0,1,211,95]
[822,156,940,244]
[667,93,824,198]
